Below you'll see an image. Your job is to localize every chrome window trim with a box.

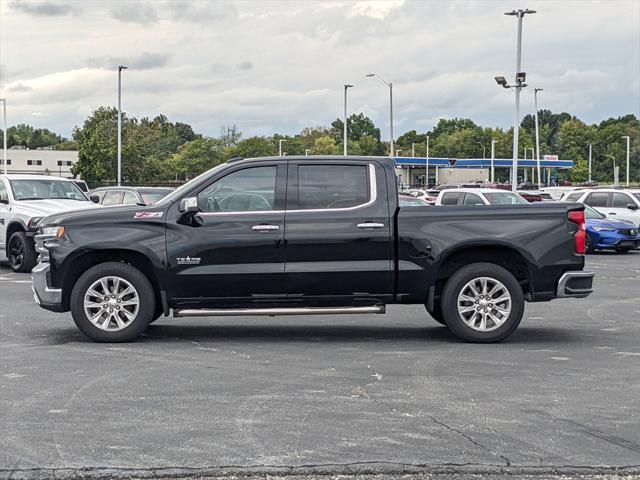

[198,163,377,216]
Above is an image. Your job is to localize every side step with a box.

[173,305,385,318]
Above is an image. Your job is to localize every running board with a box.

[173,305,385,318]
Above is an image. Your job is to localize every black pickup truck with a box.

[32,156,594,343]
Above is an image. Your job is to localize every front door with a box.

[166,163,288,307]
[0,179,9,251]
[283,161,394,304]
[609,192,640,226]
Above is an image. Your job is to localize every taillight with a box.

[568,210,586,254]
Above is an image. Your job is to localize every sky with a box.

[0,0,639,141]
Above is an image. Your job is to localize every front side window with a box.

[586,192,609,208]
[612,192,632,208]
[440,192,461,205]
[9,179,87,201]
[584,205,604,219]
[102,191,124,206]
[297,165,369,210]
[197,166,277,213]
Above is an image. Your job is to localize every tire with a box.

[70,262,156,342]
[615,247,632,254]
[8,231,38,273]
[425,304,446,325]
[585,233,594,254]
[441,262,525,343]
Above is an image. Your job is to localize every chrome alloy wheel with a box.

[457,276,512,332]
[83,276,140,331]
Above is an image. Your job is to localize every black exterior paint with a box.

[39,156,586,312]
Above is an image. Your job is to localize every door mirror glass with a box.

[627,203,639,211]
[179,196,199,214]
[89,194,100,203]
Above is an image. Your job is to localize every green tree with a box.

[170,137,226,180]
[311,136,340,155]
[231,137,276,158]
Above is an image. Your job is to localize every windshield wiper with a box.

[17,197,46,201]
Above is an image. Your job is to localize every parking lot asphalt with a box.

[1,253,639,480]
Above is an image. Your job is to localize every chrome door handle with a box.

[357,222,385,229]
[252,224,280,232]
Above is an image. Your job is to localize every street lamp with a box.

[117,65,128,186]
[279,139,286,157]
[366,73,393,157]
[496,8,536,191]
[343,84,354,156]
[0,98,7,175]
[426,135,430,188]
[606,154,617,184]
[588,144,592,182]
[490,140,497,183]
[622,136,630,187]
[534,88,543,188]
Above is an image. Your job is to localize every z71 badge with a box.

[176,256,201,265]
[134,212,163,219]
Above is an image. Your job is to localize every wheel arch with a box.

[59,249,162,311]
[5,220,27,250]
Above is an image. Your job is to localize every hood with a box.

[14,199,100,218]
[40,203,166,227]
[587,218,636,229]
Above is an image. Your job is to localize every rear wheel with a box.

[70,262,156,342]
[441,263,524,343]
[615,246,632,253]
[8,231,37,273]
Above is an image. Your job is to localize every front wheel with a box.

[441,263,525,343]
[70,262,156,342]
[615,246,632,254]
[8,231,37,273]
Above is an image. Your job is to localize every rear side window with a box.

[440,192,461,205]
[463,193,484,205]
[122,191,139,205]
[564,192,583,202]
[102,191,123,206]
[585,192,609,208]
[612,192,632,208]
[297,165,369,210]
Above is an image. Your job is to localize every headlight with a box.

[28,217,44,229]
[40,226,65,238]
[592,226,615,232]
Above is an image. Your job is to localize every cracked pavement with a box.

[1,252,639,479]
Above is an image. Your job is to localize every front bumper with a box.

[31,261,64,312]
[556,271,594,298]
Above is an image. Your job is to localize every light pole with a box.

[534,87,543,188]
[117,65,127,186]
[366,73,393,157]
[412,142,415,157]
[606,154,616,184]
[588,144,592,182]
[426,135,430,188]
[0,98,6,175]
[491,140,497,183]
[496,8,536,191]
[343,84,353,156]
[622,136,630,187]
[279,139,286,156]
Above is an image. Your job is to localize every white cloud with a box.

[0,0,638,138]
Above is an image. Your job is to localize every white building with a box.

[1,147,79,178]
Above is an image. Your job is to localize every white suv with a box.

[0,175,99,272]
[562,188,640,227]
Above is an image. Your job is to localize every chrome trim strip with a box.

[198,163,377,216]
[173,305,385,317]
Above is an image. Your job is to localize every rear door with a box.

[284,161,393,302]
[584,192,611,217]
[440,191,462,205]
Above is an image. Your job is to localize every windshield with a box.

[156,164,227,205]
[10,179,88,201]
[584,205,605,219]
[484,192,528,205]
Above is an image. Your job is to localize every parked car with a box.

[562,188,640,227]
[402,188,437,205]
[539,186,580,200]
[0,174,99,272]
[435,188,529,206]
[90,186,174,206]
[583,205,639,253]
[399,194,431,207]
[33,155,593,343]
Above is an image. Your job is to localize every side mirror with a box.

[0,196,8,205]
[627,203,638,211]
[179,196,199,214]
[90,194,100,203]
